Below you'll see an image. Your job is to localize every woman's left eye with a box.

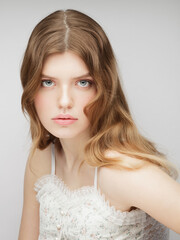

[77,80,92,88]
[41,80,55,87]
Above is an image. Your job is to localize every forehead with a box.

[42,51,89,78]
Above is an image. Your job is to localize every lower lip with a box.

[53,119,78,125]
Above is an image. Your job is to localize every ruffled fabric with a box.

[35,174,147,223]
[34,174,169,240]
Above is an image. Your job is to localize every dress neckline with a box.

[51,143,98,191]
[34,173,146,222]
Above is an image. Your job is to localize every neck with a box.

[59,131,91,172]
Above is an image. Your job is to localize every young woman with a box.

[18,9,180,240]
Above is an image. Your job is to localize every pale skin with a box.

[18,51,180,240]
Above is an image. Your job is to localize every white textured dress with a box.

[34,144,169,240]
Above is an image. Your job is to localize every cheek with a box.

[34,93,51,115]
[78,91,96,114]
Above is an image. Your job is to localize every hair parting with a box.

[63,11,69,50]
[21,9,178,179]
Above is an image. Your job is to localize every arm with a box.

[18,146,51,240]
[99,153,180,234]
[127,164,180,234]
[18,158,39,240]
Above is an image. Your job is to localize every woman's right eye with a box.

[41,80,55,87]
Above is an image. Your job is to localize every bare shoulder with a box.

[24,143,52,195]
[28,144,52,180]
[100,149,170,181]
[100,151,180,233]
[18,145,52,240]
[98,150,174,209]
[22,144,52,215]
[97,150,141,210]
[23,144,52,192]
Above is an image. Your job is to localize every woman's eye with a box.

[77,80,92,88]
[41,80,55,87]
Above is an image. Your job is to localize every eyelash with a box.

[41,80,55,87]
[76,80,93,88]
[41,79,94,88]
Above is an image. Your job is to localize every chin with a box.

[53,129,90,140]
[52,131,82,139]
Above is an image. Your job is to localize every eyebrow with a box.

[41,72,92,80]
[73,73,92,79]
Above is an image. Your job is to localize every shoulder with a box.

[23,144,52,198]
[19,145,52,239]
[27,144,52,180]
[98,150,171,208]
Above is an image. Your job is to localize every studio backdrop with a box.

[0,0,179,239]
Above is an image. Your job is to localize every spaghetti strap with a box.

[94,167,98,189]
[51,143,55,175]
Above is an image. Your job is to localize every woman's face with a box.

[34,51,96,140]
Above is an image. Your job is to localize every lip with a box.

[52,114,78,125]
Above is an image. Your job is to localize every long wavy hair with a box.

[21,9,178,177]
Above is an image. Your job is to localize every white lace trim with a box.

[35,174,169,240]
[35,174,146,225]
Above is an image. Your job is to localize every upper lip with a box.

[52,114,78,120]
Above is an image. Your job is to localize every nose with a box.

[57,85,73,110]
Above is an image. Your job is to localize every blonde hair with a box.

[21,9,178,178]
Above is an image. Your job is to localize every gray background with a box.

[0,0,179,239]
